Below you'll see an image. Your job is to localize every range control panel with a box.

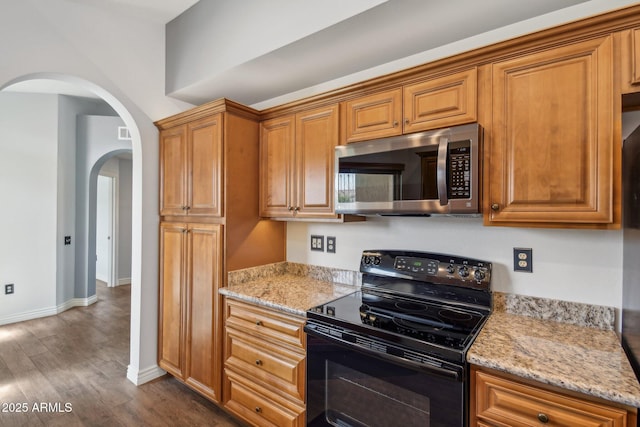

[361,250,491,290]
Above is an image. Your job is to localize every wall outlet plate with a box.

[327,236,336,253]
[5,284,14,295]
[310,235,324,252]
[513,248,533,272]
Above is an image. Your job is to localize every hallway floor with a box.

[0,283,243,427]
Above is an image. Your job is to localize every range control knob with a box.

[446,264,455,275]
[373,256,381,265]
[458,265,469,278]
[474,269,486,281]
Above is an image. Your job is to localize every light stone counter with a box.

[220,262,360,316]
[469,295,640,408]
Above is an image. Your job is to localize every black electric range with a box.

[305,250,493,427]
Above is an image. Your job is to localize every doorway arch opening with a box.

[0,73,146,385]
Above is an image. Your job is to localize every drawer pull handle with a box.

[537,413,549,423]
[255,359,263,366]
[256,320,263,326]
[255,407,262,413]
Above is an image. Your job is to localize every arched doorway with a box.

[0,73,149,385]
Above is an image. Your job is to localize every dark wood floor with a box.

[0,283,243,427]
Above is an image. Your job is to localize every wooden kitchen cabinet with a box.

[620,27,640,94]
[158,222,223,402]
[156,99,286,405]
[471,366,636,427]
[260,104,340,219]
[160,114,222,217]
[486,35,619,228]
[403,67,477,134]
[223,299,306,427]
[341,88,402,143]
[340,68,477,144]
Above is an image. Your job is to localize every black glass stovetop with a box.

[307,288,488,361]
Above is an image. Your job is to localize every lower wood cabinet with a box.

[471,366,637,427]
[223,298,306,427]
[158,222,223,403]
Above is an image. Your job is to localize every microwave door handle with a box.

[436,136,449,206]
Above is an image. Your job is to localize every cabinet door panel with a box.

[404,68,477,133]
[488,36,615,226]
[158,223,186,378]
[260,116,295,217]
[296,104,339,217]
[342,89,402,143]
[185,223,222,402]
[188,115,223,216]
[160,127,187,216]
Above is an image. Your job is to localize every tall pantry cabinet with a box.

[155,99,286,403]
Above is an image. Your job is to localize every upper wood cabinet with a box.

[620,27,640,94]
[341,68,478,144]
[341,88,402,143]
[260,104,339,219]
[486,35,619,228]
[404,67,477,134]
[160,114,223,217]
[159,222,223,402]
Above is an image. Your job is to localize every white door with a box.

[96,175,114,285]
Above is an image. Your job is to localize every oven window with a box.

[325,360,430,427]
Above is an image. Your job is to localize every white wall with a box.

[0,93,58,322]
[0,0,194,385]
[288,219,622,307]
[57,95,117,305]
[118,158,133,284]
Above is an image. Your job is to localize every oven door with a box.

[305,324,467,427]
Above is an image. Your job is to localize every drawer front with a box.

[225,328,305,402]
[224,369,305,427]
[226,299,305,349]
[475,371,627,427]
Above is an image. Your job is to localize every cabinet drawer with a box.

[225,328,305,402]
[474,370,627,427]
[224,369,305,427]
[225,299,305,349]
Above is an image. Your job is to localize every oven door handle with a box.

[305,324,462,381]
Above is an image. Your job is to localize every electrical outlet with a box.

[310,235,324,252]
[513,248,533,272]
[5,284,14,295]
[64,236,71,245]
[327,236,336,253]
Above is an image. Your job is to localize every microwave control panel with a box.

[448,141,471,199]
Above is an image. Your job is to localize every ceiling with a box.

[3,0,632,109]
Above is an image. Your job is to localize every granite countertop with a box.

[222,263,640,408]
[220,262,360,317]
[469,301,640,408]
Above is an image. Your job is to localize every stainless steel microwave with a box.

[335,123,482,215]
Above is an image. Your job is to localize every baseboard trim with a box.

[127,364,166,385]
[0,295,98,326]
[117,278,131,286]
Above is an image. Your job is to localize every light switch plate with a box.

[311,235,324,252]
[513,248,533,272]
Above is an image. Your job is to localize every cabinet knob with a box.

[404,118,410,124]
[255,320,263,326]
[393,121,399,127]
[537,413,549,423]
[491,203,500,211]
[255,407,262,413]
[181,205,187,210]
[294,206,300,212]
[255,359,263,366]
[287,206,294,211]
